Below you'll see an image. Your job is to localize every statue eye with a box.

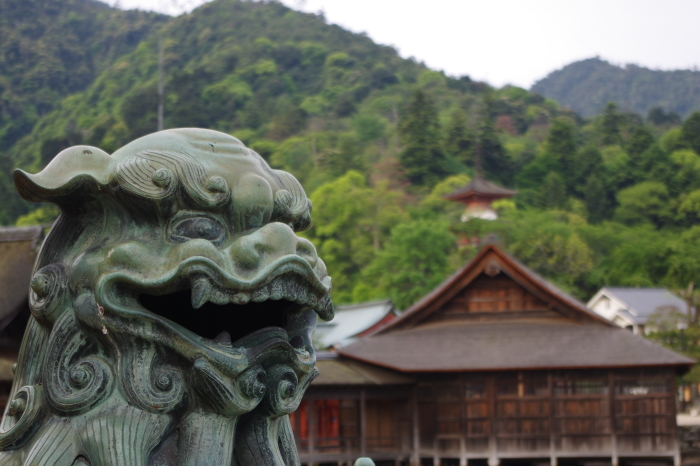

[171,217,225,243]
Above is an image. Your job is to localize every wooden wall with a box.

[416,368,677,462]
[293,368,679,465]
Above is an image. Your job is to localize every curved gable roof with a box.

[373,244,609,334]
[339,245,694,372]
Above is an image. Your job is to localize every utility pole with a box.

[157,36,164,131]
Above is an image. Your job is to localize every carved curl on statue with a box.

[0,129,333,466]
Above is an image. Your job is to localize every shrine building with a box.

[294,245,693,466]
[443,177,517,221]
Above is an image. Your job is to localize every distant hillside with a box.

[531,57,700,118]
[0,0,167,152]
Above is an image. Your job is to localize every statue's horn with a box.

[14,146,114,203]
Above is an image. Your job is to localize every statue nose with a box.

[229,222,318,270]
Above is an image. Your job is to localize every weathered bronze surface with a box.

[0,129,334,466]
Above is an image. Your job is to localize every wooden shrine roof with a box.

[339,245,694,372]
[443,176,517,201]
[312,352,414,385]
[338,318,694,372]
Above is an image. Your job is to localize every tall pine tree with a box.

[601,102,622,146]
[681,111,700,155]
[476,94,512,185]
[398,89,449,186]
[444,108,474,166]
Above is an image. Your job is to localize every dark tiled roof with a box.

[312,353,414,385]
[443,176,517,201]
[339,319,695,372]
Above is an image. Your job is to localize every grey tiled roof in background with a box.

[603,287,687,324]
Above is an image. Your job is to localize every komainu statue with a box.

[0,129,333,466]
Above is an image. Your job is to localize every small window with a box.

[465,383,485,399]
[496,375,519,397]
[523,378,548,397]
[437,384,460,400]
[554,379,608,396]
[616,378,669,395]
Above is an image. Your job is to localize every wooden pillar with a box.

[488,374,498,466]
[609,370,618,466]
[548,371,556,466]
[360,389,367,458]
[412,387,420,466]
[309,399,317,466]
[671,373,681,466]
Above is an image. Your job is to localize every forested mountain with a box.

[5,0,700,350]
[532,57,700,118]
[0,0,166,151]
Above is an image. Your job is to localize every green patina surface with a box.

[0,128,335,466]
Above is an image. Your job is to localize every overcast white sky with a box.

[104,0,700,88]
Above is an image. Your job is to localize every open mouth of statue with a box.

[123,258,333,361]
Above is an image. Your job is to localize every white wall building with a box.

[587,287,687,335]
[313,299,397,349]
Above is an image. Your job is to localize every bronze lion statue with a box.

[0,128,333,466]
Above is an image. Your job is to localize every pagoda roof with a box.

[443,176,517,201]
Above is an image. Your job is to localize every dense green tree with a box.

[627,127,654,162]
[669,149,700,194]
[601,102,622,146]
[681,112,700,155]
[544,117,577,187]
[615,182,673,228]
[305,171,408,303]
[320,133,365,177]
[444,108,474,166]
[353,219,455,309]
[477,118,512,185]
[583,175,609,224]
[647,107,681,126]
[539,172,568,210]
[398,89,450,186]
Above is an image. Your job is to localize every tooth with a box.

[191,279,211,309]
[211,290,229,305]
[314,294,334,321]
[269,279,284,300]
[295,285,308,305]
[213,331,232,346]
[232,292,250,305]
[306,294,318,307]
[251,286,270,303]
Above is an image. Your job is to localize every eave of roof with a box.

[312,353,414,385]
[443,177,517,201]
[338,319,695,373]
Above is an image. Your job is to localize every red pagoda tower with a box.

[443,175,517,220]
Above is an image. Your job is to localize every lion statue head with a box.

[0,128,333,466]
